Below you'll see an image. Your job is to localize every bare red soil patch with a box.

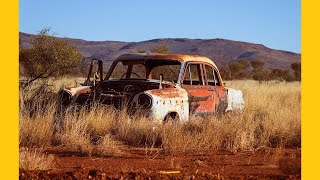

[20,147,300,179]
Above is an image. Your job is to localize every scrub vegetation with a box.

[19,78,300,171]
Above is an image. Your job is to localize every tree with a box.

[19,28,82,84]
[250,60,265,69]
[269,68,293,81]
[228,60,251,79]
[291,62,301,81]
[219,63,232,80]
[136,48,147,53]
[250,60,268,81]
[151,44,170,54]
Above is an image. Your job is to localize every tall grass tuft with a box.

[19,148,54,170]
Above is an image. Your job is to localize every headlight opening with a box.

[137,94,152,109]
[60,90,72,106]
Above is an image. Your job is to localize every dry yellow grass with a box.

[19,148,54,170]
[19,114,54,148]
[154,80,300,155]
[228,80,301,148]
[19,78,300,156]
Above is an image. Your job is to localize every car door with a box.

[203,64,228,113]
[181,62,216,115]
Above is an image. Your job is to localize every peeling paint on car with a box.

[226,88,244,112]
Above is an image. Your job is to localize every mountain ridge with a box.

[19,32,300,69]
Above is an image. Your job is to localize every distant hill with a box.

[19,32,300,69]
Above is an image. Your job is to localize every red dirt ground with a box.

[20,147,301,179]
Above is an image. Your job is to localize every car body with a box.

[60,53,244,122]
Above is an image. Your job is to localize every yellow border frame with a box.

[0,0,314,178]
[302,0,319,179]
[0,0,18,179]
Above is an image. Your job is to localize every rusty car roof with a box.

[116,53,218,68]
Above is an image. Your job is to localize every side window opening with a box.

[183,63,203,85]
[205,65,221,86]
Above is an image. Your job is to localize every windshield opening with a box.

[108,59,181,82]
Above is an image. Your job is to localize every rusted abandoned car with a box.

[60,53,244,122]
